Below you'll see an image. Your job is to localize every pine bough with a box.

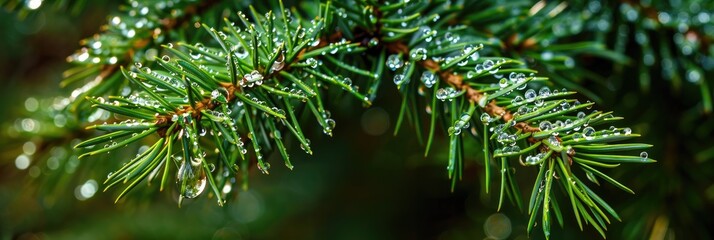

[59,0,655,239]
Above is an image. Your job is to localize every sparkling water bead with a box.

[176,159,207,199]
[498,78,508,88]
[524,89,537,102]
[508,72,518,82]
[483,60,494,70]
[640,151,649,161]
[582,126,595,139]
[577,111,586,119]
[480,113,491,123]
[539,121,552,131]
[386,54,404,71]
[623,127,632,135]
[393,74,406,85]
[436,88,450,101]
[420,71,436,88]
[539,87,551,97]
[410,48,427,61]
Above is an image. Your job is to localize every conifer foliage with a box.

[3,0,665,238]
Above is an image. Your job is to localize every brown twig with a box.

[384,41,540,133]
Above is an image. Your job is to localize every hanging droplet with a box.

[257,162,271,174]
[434,88,446,100]
[386,54,404,71]
[511,95,523,104]
[409,48,427,61]
[176,158,207,199]
[480,113,491,123]
[393,74,406,85]
[420,71,436,88]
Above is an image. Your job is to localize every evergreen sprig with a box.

[9,0,659,239]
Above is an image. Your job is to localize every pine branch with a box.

[12,1,658,239]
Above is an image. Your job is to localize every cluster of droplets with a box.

[448,113,472,135]
[420,71,437,88]
[496,131,518,145]
[240,70,264,87]
[474,59,505,75]
[435,87,458,101]
[281,86,308,101]
[572,126,633,142]
[386,54,404,71]
[494,145,521,155]
[436,32,462,46]
[499,72,530,90]
[122,94,157,109]
[524,152,547,165]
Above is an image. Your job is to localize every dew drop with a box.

[420,71,436,88]
[582,126,595,139]
[480,113,491,123]
[623,127,632,135]
[524,89,537,103]
[176,159,207,199]
[386,54,404,71]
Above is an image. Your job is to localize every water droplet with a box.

[560,102,570,110]
[548,135,561,147]
[582,126,595,139]
[480,113,491,123]
[524,89,537,102]
[539,87,551,97]
[410,48,427,61]
[420,71,437,88]
[640,151,648,161]
[393,74,406,85]
[623,127,632,135]
[499,78,508,88]
[342,77,352,86]
[511,95,523,104]
[508,72,518,82]
[386,54,404,71]
[577,111,586,119]
[539,121,552,131]
[176,159,207,199]
[483,60,494,70]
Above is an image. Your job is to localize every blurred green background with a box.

[2,1,714,239]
